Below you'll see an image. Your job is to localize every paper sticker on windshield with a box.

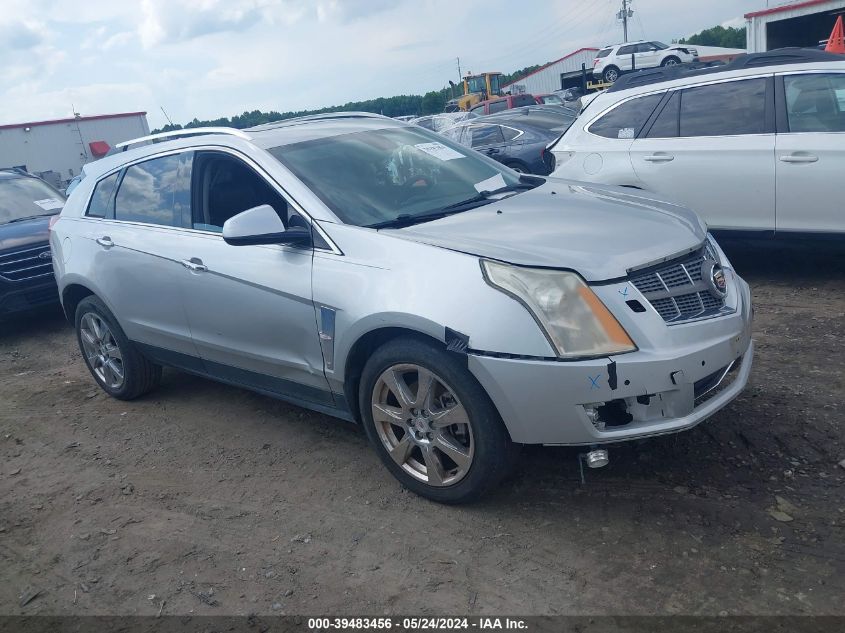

[617,127,635,139]
[33,198,64,210]
[414,142,464,161]
[474,173,506,193]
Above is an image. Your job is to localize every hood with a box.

[393,179,707,281]
[0,215,52,253]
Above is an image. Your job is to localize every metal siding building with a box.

[503,48,599,94]
[746,0,845,52]
[0,112,149,185]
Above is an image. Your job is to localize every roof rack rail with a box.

[607,47,844,93]
[245,112,387,132]
[116,127,251,152]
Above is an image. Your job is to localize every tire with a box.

[603,66,620,83]
[661,56,681,67]
[358,337,519,504]
[75,296,161,400]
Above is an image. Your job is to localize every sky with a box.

[0,0,764,129]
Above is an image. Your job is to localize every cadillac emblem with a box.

[705,261,727,298]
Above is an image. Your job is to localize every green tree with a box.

[679,25,746,49]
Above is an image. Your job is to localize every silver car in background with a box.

[50,114,753,503]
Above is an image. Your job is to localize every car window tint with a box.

[469,125,505,148]
[86,172,119,218]
[596,48,612,58]
[617,44,636,55]
[487,100,509,113]
[194,153,288,231]
[514,95,535,107]
[114,153,192,227]
[679,78,767,137]
[784,73,845,133]
[646,91,680,138]
[589,93,663,139]
[500,126,521,141]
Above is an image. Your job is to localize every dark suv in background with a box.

[0,169,65,317]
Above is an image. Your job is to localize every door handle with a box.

[181,258,208,272]
[96,236,114,248]
[779,154,818,163]
[643,154,674,162]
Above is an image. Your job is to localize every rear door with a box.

[629,76,776,232]
[775,71,845,234]
[89,151,201,362]
[615,44,637,72]
[465,124,507,163]
[177,149,332,407]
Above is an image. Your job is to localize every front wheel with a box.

[359,337,518,504]
[661,56,681,67]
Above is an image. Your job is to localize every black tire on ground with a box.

[358,337,519,504]
[603,66,620,83]
[661,56,681,67]
[74,295,161,400]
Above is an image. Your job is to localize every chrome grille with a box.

[629,245,729,324]
[0,244,53,282]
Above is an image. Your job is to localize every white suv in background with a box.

[552,49,845,236]
[594,41,698,83]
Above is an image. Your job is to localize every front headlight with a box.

[481,260,636,359]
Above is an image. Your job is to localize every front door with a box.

[775,71,845,234]
[629,76,777,232]
[178,150,332,407]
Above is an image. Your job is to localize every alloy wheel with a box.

[79,312,125,389]
[371,364,474,487]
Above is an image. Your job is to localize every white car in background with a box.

[594,41,698,83]
[551,49,845,236]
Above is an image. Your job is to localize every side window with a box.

[114,153,192,227]
[468,125,505,148]
[501,126,521,142]
[617,44,636,56]
[193,152,289,232]
[679,78,767,137]
[596,48,612,59]
[784,73,845,133]
[86,172,119,218]
[588,93,664,139]
[646,91,680,138]
[487,100,509,113]
[514,95,535,107]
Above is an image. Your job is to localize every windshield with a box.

[466,76,486,94]
[268,126,521,227]
[0,176,66,224]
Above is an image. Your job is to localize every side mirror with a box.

[222,204,311,247]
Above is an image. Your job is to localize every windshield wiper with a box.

[5,213,58,224]
[368,183,537,230]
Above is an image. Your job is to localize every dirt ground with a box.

[1,238,843,617]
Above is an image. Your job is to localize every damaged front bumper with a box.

[468,274,754,446]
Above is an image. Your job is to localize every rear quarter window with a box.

[588,93,664,139]
[86,172,120,218]
[487,100,509,113]
[596,48,612,58]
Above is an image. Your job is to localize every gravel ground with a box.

[1,238,843,617]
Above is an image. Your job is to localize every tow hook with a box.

[578,447,609,484]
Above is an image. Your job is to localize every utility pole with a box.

[617,0,633,43]
[456,57,462,83]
